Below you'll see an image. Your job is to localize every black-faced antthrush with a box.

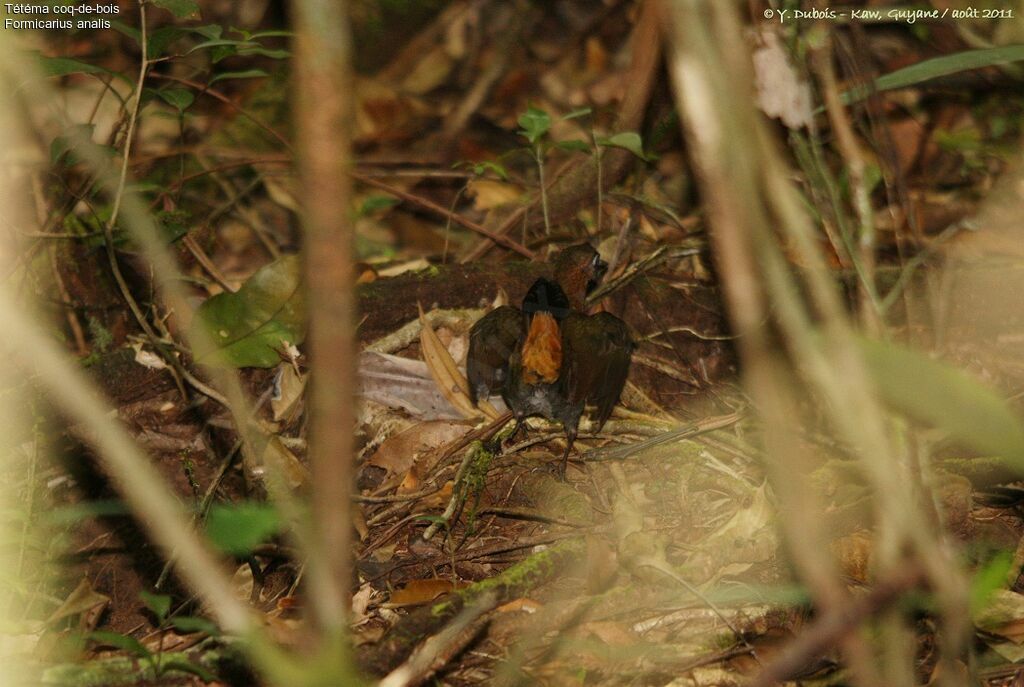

[467,244,634,478]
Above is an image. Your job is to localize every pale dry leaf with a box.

[351,584,374,624]
[262,175,300,213]
[466,179,524,211]
[46,578,110,627]
[131,342,168,370]
[419,304,482,419]
[752,29,813,130]
[401,44,455,95]
[367,420,471,475]
[246,432,309,490]
[359,350,466,420]
[271,363,308,422]
[975,589,1024,643]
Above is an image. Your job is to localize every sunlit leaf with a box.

[971,552,1014,614]
[597,132,648,160]
[205,503,282,556]
[859,337,1024,469]
[517,106,551,145]
[190,255,306,368]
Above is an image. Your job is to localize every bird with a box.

[466,243,634,479]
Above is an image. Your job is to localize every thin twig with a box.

[351,172,535,259]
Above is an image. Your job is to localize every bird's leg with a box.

[485,416,524,454]
[558,427,577,481]
[505,417,526,447]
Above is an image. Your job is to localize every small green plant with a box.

[88,590,218,682]
[516,105,650,235]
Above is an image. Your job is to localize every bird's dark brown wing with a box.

[561,312,633,430]
[467,305,525,405]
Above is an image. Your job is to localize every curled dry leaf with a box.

[245,431,309,491]
[271,363,308,422]
[496,598,541,614]
[46,578,110,629]
[131,342,168,370]
[385,578,466,608]
[351,584,374,624]
[367,419,471,476]
[359,351,466,420]
[419,303,501,420]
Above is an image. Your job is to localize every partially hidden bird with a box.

[467,244,634,479]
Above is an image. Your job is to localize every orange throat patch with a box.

[521,312,562,384]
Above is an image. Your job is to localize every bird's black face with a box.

[523,278,571,320]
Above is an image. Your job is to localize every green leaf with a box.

[88,631,151,659]
[358,195,400,216]
[157,88,194,112]
[190,255,306,368]
[111,20,141,44]
[160,658,217,683]
[205,503,282,555]
[50,124,95,163]
[190,24,223,40]
[561,107,592,121]
[597,132,648,160]
[858,337,1024,469]
[147,26,186,59]
[37,55,109,77]
[237,46,290,60]
[139,591,171,623]
[844,45,1024,105]
[187,38,257,54]
[156,209,191,243]
[45,500,128,525]
[209,69,268,86]
[150,0,200,19]
[470,161,509,181]
[169,616,220,636]
[555,139,592,153]
[971,552,1014,614]
[246,30,294,39]
[517,106,551,145]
